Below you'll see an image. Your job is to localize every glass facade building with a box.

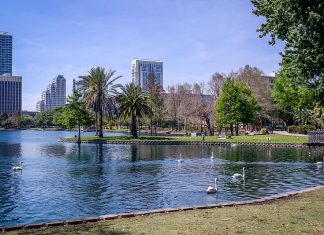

[131,59,163,90]
[36,75,66,112]
[0,75,22,114]
[0,32,13,75]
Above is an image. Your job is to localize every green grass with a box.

[63,134,308,144]
[7,188,324,235]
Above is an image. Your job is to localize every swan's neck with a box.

[242,168,245,177]
[215,179,217,189]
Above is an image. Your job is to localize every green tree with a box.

[272,72,314,126]
[52,107,66,128]
[251,0,324,105]
[54,91,93,143]
[82,67,121,137]
[117,83,153,138]
[19,115,34,128]
[34,110,55,127]
[216,79,259,135]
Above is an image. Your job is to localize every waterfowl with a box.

[177,154,183,163]
[12,162,23,171]
[232,167,245,179]
[211,152,215,159]
[316,157,324,165]
[207,178,218,194]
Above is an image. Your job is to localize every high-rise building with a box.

[0,31,22,115]
[131,59,163,90]
[0,31,13,75]
[0,75,22,114]
[36,75,66,112]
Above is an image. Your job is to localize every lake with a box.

[0,130,323,226]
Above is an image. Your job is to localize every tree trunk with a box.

[95,111,98,136]
[132,114,138,138]
[235,121,239,136]
[99,99,103,138]
[77,124,81,144]
[230,124,234,136]
[205,116,213,136]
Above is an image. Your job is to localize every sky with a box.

[1,0,284,111]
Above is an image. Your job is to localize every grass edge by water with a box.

[6,187,324,235]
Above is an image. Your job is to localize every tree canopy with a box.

[216,79,259,135]
[251,0,324,104]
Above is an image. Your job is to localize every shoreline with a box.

[1,186,323,233]
[59,139,324,148]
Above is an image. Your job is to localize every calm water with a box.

[0,130,323,226]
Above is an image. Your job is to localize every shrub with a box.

[261,128,268,134]
[288,125,315,134]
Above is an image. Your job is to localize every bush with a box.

[288,125,316,134]
[261,128,268,134]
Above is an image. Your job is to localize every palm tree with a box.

[82,67,122,137]
[117,83,153,138]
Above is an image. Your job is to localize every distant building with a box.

[72,76,85,93]
[36,75,66,112]
[0,75,22,114]
[0,31,12,75]
[262,71,278,87]
[131,59,163,90]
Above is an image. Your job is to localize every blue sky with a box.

[1,0,284,111]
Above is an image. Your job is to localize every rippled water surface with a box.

[0,130,323,226]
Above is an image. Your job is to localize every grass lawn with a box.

[7,188,324,235]
[64,134,308,144]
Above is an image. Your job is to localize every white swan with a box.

[207,178,218,194]
[231,143,237,147]
[232,167,245,178]
[177,154,183,163]
[210,152,215,159]
[12,161,23,171]
[316,157,324,165]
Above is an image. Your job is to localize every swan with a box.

[12,161,23,171]
[207,178,218,194]
[210,152,215,159]
[231,143,237,147]
[232,167,245,178]
[177,154,183,163]
[316,157,324,165]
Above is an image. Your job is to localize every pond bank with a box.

[2,186,323,234]
[59,138,314,148]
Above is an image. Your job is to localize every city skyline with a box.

[1,0,284,111]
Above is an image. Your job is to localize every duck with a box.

[210,152,215,159]
[316,157,324,165]
[177,154,183,163]
[207,178,218,194]
[12,161,23,171]
[232,167,245,179]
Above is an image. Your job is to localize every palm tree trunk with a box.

[99,99,103,138]
[132,114,138,138]
[95,111,98,136]
[77,124,81,144]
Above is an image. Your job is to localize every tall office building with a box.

[131,59,163,90]
[36,75,66,112]
[0,31,22,115]
[0,75,22,114]
[0,32,13,75]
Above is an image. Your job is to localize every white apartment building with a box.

[36,75,66,112]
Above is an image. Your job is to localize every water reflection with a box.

[0,130,323,227]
